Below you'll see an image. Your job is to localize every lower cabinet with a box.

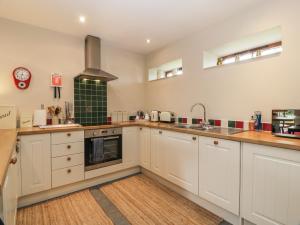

[242,143,300,225]
[123,127,139,168]
[20,134,51,196]
[139,127,151,170]
[150,129,199,194]
[198,137,240,215]
[163,130,199,194]
[1,150,19,225]
[150,129,165,175]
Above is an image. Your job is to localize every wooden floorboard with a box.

[17,175,223,225]
[100,174,223,225]
[16,190,113,225]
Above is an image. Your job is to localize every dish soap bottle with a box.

[249,116,255,131]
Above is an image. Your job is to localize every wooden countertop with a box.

[0,129,17,190]
[17,121,300,151]
[2,121,300,189]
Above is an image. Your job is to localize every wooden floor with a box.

[101,175,222,225]
[17,175,223,225]
[17,190,113,225]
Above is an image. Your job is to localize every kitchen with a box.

[1,0,300,225]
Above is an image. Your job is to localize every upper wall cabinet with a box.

[242,143,300,225]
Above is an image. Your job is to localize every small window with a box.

[203,26,283,69]
[217,42,282,66]
[148,59,183,81]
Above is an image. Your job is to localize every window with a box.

[217,41,282,66]
[148,58,183,81]
[203,26,283,69]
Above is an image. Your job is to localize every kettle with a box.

[151,110,160,122]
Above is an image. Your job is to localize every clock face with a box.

[14,68,30,81]
[12,67,31,90]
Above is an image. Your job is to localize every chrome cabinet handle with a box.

[214,140,219,145]
[10,157,17,165]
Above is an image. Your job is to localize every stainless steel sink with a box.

[173,124,244,135]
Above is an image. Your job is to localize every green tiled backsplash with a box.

[74,78,107,125]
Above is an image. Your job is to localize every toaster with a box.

[160,111,175,123]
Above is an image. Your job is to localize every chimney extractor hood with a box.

[75,35,118,81]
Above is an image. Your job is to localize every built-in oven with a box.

[84,128,122,171]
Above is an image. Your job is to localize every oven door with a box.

[85,134,122,171]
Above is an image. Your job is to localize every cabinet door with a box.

[2,153,19,225]
[150,129,165,176]
[123,127,139,168]
[198,136,240,215]
[20,134,51,196]
[139,127,151,169]
[242,143,300,225]
[163,131,198,194]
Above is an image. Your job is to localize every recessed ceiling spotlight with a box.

[146,39,151,44]
[79,16,86,23]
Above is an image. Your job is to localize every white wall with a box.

[145,0,300,122]
[0,18,145,117]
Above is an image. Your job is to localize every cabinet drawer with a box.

[52,142,84,157]
[51,131,84,144]
[52,153,84,170]
[52,165,84,188]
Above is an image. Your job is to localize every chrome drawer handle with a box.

[67,169,72,174]
[67,157,71,161]
[214,140,219,145]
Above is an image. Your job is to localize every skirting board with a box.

[141,168,243,225]
[18,166,140,208]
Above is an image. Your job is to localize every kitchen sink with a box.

[173,124,244,135]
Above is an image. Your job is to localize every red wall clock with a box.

[12,67,32,90]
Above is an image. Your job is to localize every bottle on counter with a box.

[248,116,255,131]
[254,111,262,131]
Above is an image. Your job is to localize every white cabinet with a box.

[123,127,139,168]
[20,134,51,196]
[139,127,151,169]
[150,129,165,176]
[163,130,198,194]
[242,143,300,225]
[2,149,19,225]
[198,137,240,215]
[150,129,198,194]
[51,131,84,188]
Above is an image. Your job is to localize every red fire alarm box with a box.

[51,74,62,87]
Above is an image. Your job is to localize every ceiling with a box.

[0,0,265,54]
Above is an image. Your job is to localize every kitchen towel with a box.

[92,138,104,162]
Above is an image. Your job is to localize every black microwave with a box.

[272,109,300,139]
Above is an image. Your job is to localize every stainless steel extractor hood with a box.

[75,35,118,81]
